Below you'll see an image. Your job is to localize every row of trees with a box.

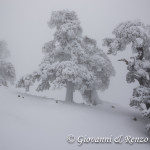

[1,11,150,133]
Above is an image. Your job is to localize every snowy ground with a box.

[0,86,150,150]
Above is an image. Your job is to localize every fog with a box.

[0,0,150,106]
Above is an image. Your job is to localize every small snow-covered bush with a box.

[146,124,150,134]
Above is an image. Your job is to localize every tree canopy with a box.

[103,20,150,59]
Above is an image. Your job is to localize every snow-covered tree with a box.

[0,41,16,86]
[103,20,150,58]
[17,10,115,104]
[80,36,115,104]
[104,20,150,133]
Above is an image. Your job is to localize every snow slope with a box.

[0,86,150,150]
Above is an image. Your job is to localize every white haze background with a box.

[0,0,150,106]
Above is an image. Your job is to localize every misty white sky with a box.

[0,0,150,106]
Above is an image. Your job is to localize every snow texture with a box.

[0,86,150,150]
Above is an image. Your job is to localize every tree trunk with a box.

[146,103,150,110]
[91,90,102,105]
[83,89,102,105]
[65,81,74,102]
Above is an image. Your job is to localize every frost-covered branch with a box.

[103,20,150,59]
